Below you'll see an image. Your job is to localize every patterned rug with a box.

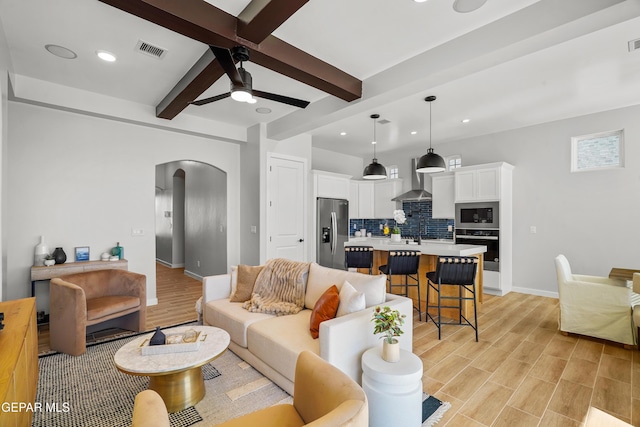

[34,334,290,427]
[423,393,451,426]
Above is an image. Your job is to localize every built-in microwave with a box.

[455,202,499,229]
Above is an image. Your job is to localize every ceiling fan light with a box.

[363,160,387,180]
[246,97,257,104]
[416,149,446,173]
[453,0,488,13]
[231,87,252,102]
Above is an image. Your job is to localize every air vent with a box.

[135,40,167,59]
[629,38,640,52]
[378,119,391,125]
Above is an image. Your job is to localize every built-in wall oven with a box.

[455,202,500,271]
[455,229,500,271]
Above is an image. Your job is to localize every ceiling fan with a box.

[191,46,310,109]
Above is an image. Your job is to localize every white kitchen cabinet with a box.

[373,179,402,218]
[313,170,351,200]
[357,182,375,218]
[454,163,510,202]
[431,172,455,219]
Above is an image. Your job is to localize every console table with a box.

[30,259,128,297]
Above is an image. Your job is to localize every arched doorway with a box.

[155,160,227,279]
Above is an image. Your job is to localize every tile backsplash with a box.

[349,201,454,239]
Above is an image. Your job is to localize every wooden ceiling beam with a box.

[237,0,309,44]
[98,0,361,119]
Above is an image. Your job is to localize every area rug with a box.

[33,334,290,427]
[422,393,451,426]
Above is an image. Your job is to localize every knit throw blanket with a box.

[243,258,310,316]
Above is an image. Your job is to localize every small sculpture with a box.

[149,327,166,346]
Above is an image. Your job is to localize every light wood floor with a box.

[38,263,639,426]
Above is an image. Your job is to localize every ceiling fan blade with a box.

[209,45,244,87]
[191,92,231,106]
[252,90,310,109]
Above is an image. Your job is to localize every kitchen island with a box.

[345,237,487,321]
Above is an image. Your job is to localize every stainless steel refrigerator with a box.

[317,197,349,269]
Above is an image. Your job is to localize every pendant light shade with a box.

[416,96,446,173]
[363,114,387,180]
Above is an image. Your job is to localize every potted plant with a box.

[391,210,405,242]
[44,254,55,266]
[372,306,406,362]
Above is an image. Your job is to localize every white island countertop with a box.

[345,237,486,257]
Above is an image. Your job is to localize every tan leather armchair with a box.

[50,269,146,356]
[132,350,368,427]
[555,254,635,345]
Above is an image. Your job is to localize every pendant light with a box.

[416,96,446,173]
[363,114,387,180]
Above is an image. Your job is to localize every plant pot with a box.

[382,338,400,363]
[390,233,401,242]
[44,259,55,266]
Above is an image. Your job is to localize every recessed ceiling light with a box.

[340,132,347,136]
[414,0,428,3]
[256,107,271,114]
[411,131,418,135]
[45,44,77,59]
[461,118,471,123]
[96,50,117,62]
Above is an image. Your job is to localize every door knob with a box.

[299,239,304,242]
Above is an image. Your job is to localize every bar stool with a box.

[344,246,374,274]
[426,256,479,341]
[378,250,422,320]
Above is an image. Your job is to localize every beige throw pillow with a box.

[230,265,263,302]
[336,280,366,317]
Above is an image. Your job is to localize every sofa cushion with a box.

[86,296,140,321]
[230,265,263,302]
[305,263,386,309]
[248,310,320,383]
[205,299,274,348]
[336,280,366,317]
[310,285,340,339]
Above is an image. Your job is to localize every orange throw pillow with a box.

[309,285,340,339]
[230,265,263,302]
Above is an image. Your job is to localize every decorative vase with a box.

[382,338,400,363]
[52,247,67,264]
[34,235,49,266]
[390,233,401,242]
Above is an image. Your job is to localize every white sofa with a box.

[202,262,414,394]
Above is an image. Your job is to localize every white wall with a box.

[7,102,241,312]
[312,147,363,177]
[379,104,640,297]
[0,18,11,301]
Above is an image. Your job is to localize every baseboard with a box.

[155,259,185,269]
[511,286,558,299]
[146,297,158,307]
[184,270,203,282]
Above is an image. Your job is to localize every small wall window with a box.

[446,155,462,171]
[571,129,624,172]
[387,165,399,179]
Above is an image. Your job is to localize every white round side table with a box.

[361,346,423,427]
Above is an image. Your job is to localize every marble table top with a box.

[114,325,230,376]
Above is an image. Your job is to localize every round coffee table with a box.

[114,325,230,412]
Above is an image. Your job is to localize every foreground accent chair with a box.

[555,254,635,345]
[50,269,146,356]
[131,350,368,427]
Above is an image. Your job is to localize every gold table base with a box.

[149,366,205,413]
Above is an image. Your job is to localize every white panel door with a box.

[267,155,306,261]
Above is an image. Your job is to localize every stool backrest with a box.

[434,256,478,285]
[344,246,374,270]
[387,250,421,275]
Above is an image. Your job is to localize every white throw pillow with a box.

[336,280,366,317]
[230,265,238,296]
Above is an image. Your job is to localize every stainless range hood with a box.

[391,158,433,201]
